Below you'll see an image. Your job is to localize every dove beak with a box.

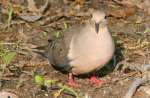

[95,23,99,34]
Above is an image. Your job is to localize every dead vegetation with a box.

[0,0,150,98]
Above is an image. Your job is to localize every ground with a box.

[0,0,150,98]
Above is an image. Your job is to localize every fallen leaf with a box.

[27,0,38,12]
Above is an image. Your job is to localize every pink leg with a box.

[90,74,103,86]
[67,73,79,87]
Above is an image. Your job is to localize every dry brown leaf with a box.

[133,50,146,57]
[27,0,38,12]
[124,5,136,18]
[109,5,136,18]
[75,0,84,5]
[109,9,126,18]
[143,0,150,15]
[148,7,150,16]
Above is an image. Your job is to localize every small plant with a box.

[34,74,45,86]
[54,83,79,98]
[7,2,13,28]
[40,31,48,38]
[52,21,69,39]
[53,31,61,38]
[144,28,150,34]
[0,44,16,79]
[64,21,69,29]
[34,74,79,98]
[34,74,57,88]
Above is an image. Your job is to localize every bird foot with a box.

[67,73,80,87]
[90,76,103,86]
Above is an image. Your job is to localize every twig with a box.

[124,64,150,98]
[0,42,16,45]
[123,77,146,98]
[19,0,49,22]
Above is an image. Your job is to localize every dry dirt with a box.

[0,0,150,98]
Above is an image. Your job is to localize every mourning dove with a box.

[48,10,115,87]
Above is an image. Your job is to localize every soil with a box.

[0,0,150,98]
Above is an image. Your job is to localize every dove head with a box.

[90,10,107,34]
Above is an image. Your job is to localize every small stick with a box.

[124,64,150,98]
[123,77,146,98]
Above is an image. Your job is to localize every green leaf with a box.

[58,84,79,98]
[42,31,48,37]
[34,75,45,86]
[64,22,68,29]
[144,28,150,33]
[54,88,65,98]
[44,79,57,87]
[2,52,16,65]
[53,31,61,38]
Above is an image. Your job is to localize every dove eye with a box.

[104,16,107,19]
